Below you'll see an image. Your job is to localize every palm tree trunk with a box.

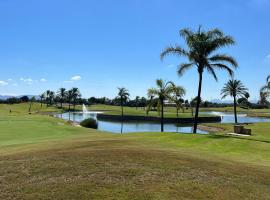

[69,102,71,111]
[121,98,123,118]
[61,101,63,109]
[233,95,238,123]
[161,99,164,132]
[40,99,43,108]
[28,101,32,113]
[193,72,203,133]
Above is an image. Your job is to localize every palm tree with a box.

[117,87,130,118]
[71,88,81,110]
[48,91,55,105]
[260,75,270,93]
[147,79,175,132]
[221,79,248,123]
[171,85,186,118]
[28,97,35,113]
[258,91,269,105]
[40,93,45,108]
[57,88,66,108]
[135,96,140,110]
[161,27,237,133]
[67,90,73,111]
[45,90,51,107]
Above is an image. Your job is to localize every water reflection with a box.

[200,111,270,123]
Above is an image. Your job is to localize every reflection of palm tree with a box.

[117,87,130,118]
[147,79,174,132]
[161,27,237,133]
[221,79,248,123]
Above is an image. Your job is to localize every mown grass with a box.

[0,103,270,199]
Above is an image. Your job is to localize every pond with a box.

[54,112,208,134]
[54,110,270,134]
[200,111,270,123]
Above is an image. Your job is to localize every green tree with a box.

[221,79,248,123]
[71,87,81,110]
[39,93,45,108]
[117,87,130,118]
[57,88,66,108]
[135,96,140,110]
[161,27,237,133]
[171,85,186,118]
[147,79,174,132]
[67,90,73,111]
[258,91,269,106]
[260,75,270,93]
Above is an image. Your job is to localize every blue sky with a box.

[0,0,270,101]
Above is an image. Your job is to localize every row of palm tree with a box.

[117,77,250,133]
[40,87,81,110]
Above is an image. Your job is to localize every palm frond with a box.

[160,45,188,61]
[210,63,234,77]
[209,54,238,67]
[206,66,218,81]
[177,63,194,76]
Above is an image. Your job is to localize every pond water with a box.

[54,112,208,134]
[54,111,270,134]
[200,111,270,123]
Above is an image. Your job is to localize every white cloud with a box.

[40,78,47,82]
[20,78,33,84]
[267,54,270,58]
[7,78,12,81]
[71,75,81,81]
[12,83,18,86]
[0,80,8,86]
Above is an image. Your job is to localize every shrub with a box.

[80,118,98,129]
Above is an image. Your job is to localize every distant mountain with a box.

[0,95,14,100]
[0,95,40,100]
[209,99,233,104]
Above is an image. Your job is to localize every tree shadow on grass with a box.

[207,133,270,144]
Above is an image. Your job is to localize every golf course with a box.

[1,103,270,199]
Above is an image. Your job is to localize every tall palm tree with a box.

[40,93,45,108]
[148,79,175,132]
[57,88,66,108]
[71,87,81,110]
[161,27,237,133]
[171,85,186,118]
[221,79,248,123]
[117,87,130,118]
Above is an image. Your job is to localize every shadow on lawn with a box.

[207,134,270,144]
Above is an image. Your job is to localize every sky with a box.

[0,0,270,101]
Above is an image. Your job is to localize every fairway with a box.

[0,103,270,199]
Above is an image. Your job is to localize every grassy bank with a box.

[0,103,270,199]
